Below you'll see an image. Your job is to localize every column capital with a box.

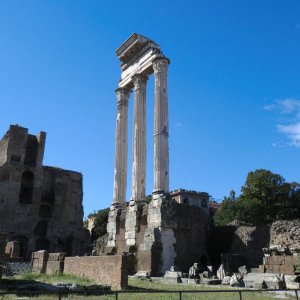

[116,87,130,106]
[153,57,170,74]
[116,87,131,98]
[132,73,148,91]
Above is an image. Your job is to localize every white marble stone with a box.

[112,88,130,206]
[131,74,148,202]
[153,58,170,194]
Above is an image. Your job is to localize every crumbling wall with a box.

[0,125,90,259]
[270,220,300,248]
[173,203,210,272]
[0,132,9,167]
[46,252,66,275]
[215,220,300,270]
[104,197,210,276]
[64,255,128,289]
[260,255,296,275]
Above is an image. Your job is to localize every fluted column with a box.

[153,58,170,194]
[131,74,148,202]
[112,87,131,207]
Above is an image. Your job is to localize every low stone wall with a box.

[259,255,297,275]
[31,250,49,274]
[64,255,128,289]
[46,253,66,275]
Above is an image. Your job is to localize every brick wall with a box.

[46,253,66,275]
[259,255,297,275]
[64,255,128,289]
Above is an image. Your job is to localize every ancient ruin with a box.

[106,34,210,275]
[0,125,89,259]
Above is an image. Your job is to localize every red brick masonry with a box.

[64,255,128,289]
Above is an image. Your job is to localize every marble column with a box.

[153,58,170,194]
[131,73,148,202]
[112,87,130,207]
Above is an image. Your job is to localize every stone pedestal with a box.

[140,193,177,274]
[125,202,145,247]
[107,207,123,248]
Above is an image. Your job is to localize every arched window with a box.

[19,171,34,204]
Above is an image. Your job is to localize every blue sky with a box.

[0,0,299,216]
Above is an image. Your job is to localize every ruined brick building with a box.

[0,125,89,259]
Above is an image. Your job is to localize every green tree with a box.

[214,169,300,225]
[90,208,110,241]
[214,198,238,226]
[238,169,290,223]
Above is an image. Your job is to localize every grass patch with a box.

[10,272,95,286]
[0,276,297,299]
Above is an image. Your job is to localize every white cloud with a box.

[264,98,300,118]
[265,98,300,147]
[277,123,300,147]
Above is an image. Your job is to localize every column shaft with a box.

[153,58,170,194]
[112,88,130,206]
[131,74,148,201]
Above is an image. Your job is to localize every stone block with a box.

[64,255,128,289]
[5,241,20,258]
[244,273,285,289]
[133,271,150,278]
[259,265,265,273]
[285,275,300,289]
[164,270,182,278]
[264,255,297,266]
[264,264,295,275]
[31,250,49,274]
[222,276,231,285]
[230,274,244,287]
[48,253,66,262]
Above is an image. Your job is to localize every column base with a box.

[129,198,148,206]
[110,202,126,211]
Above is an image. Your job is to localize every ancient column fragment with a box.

[153,58,170,195]
[112,87,130,206]
[131,74,148,202]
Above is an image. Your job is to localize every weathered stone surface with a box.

[285,275,300,289]
[243,273,285,289]
[46,253,66,275]
[222,276,231,285]
[217,264,225,280]
[31,250,49,274]
[230,274,244,287]
[5,241,20,258]
[0,125,89,258]
[270,220,300,249]
[112,88,130,206]
[238,265,248,274]
[64,255,128,289]
[164,270,183,279]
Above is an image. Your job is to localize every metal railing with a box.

[2,261,32,276]
[0,288,299,299]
